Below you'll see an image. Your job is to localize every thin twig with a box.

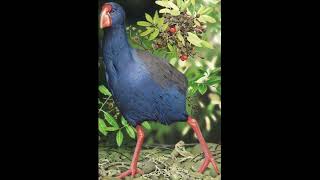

[98,96,111,113]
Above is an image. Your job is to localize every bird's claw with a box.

[117,168,143,179]
[198,155,220,175]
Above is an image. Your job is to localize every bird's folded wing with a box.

[135,49,187,95]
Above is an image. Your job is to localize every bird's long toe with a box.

[198,156,220,175]
[198,158,210,173]
[117,168,143,179]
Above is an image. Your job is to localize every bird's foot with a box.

[198,153,220,175]
[117,167,143,179]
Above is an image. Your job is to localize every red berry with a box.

[180,55,188,61]
[169,26,176,33]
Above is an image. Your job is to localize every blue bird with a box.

[100,2,220,178]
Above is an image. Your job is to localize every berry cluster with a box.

[152,11,206,61]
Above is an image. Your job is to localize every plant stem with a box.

[98,96,111,113]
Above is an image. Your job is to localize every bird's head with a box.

[100,2,126,29]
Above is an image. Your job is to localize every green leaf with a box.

[157,18,164,29]
[140,28,154,36]
[201,7,213,15]
[199,15,216,23]
[98,118,108,136]
[177,0,183,8]
[188,85,198,96]
[170,9,180,16]
[168,1,179,10]
[145,13,153,23]
[191,0,195,6]
[162,23,169,31]
[155,1,171,8]
[106,127,118,131]
[167,44,174,52]
[159,8,180,16]
[176,31,185,46]
[187,32,202,47]
[186,7,192,16]
[198,84,208,95]
[159,8,172,14]
[154,11,160,24]
[98,85,111,96]
[149,28,159,40]
[121,116,128,125]
[142,122,151,130]
[197,16,206,23]
[197,68,207,75]
[125,126,136,139]
[201,40,214,49]
[207,76,221,85]
[181,0,191,11]
[104,112,119,128]
[155,1,179,10]
[197,5,206,15]
[169,57,177,65]
[216,85,221,95]
[116,130,123,147]
[210,67,221,76]
[137,21,152,26]
[194,19,201,26]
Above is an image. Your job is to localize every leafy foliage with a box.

[98,84,152,147]
[136,11,169,41]
[136,0,216,59]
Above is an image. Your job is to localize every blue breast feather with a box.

[104,47,188,126]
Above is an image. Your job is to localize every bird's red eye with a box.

[102,3,112,13]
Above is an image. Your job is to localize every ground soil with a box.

[99,141,221,180]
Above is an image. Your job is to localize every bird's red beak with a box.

[100,3,112,29]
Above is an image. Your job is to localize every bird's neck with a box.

[103,24,131,62]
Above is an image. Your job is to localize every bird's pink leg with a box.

[187,116,220,174]
[117,125,144,179]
